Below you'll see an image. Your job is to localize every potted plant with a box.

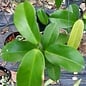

[1,1,85,86]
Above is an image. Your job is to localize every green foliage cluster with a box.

[1,0,85,86]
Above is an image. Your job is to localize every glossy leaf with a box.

[50,18,73,29]
[14,1,40,45]
[46,60,60,81]
[2,40,36,62]
[56,33,69,44]
[42,23,60,49]
[67,4,80,19]
[55,0,63,8]
[17,49,45,86]
[67,19,84,49]
[24,1,40,42]
[45,44,85,72]
[37,8,48,25]
[50,9,77,22]
[50,9,78,29]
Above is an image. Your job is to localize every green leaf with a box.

[42,23,60,49]
[45,44,85,72]
[50,9,78,29]
[17,49,45,86]
[56,33,69,44]
[67,4,80,19]
[37,8,49,25]
[50,9,77,22]
[50,18,74,29]
[46,60,60,81]
[50,10,77,29]
[14,1,40,45]
[55,0,63,8]
[24,1,40,42]
[2,40,36,62]
[67,19,84,49]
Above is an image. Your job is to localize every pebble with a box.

[72,76,78,81]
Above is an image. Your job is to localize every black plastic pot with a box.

[4,32,20,45]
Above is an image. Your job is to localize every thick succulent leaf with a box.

[67,19,84,49]
[37,8,49,25]
[24,1,40,42]
[17,49,45,86]
[55,0,63,8]
[42,23,60,49]
[50,9,77,21]
[46,60,60,81]
[45,44,85,72]
[67,4,80,19]
[50,18,73,29]
[50,9,78,29]
[2,40,36,62]
[14,1,40,45]
[56,33,69,44]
